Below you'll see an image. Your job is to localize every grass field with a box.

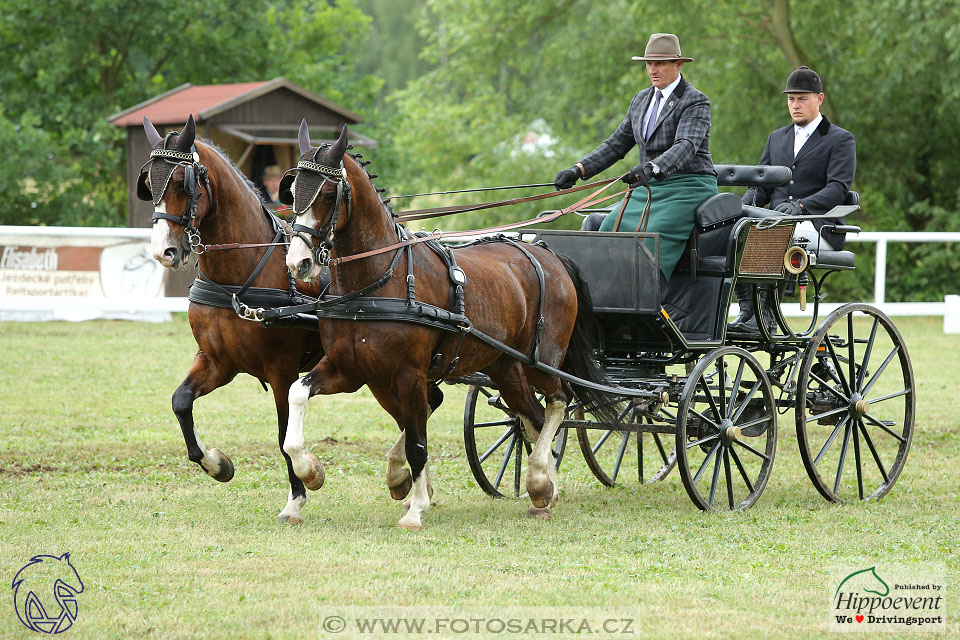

[0,315,956,638]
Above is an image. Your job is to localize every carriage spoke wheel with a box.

[796,304,915,503]
[576,397,676,487]
[463,385,567,498]
[676,347,777,511]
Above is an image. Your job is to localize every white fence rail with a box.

[778,231,960,318]
[1,226,957,323]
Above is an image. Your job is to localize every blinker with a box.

[278,174,295,205]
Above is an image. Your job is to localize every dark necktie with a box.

[644,90,663,141]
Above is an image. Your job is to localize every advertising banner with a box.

[0,226,180,322]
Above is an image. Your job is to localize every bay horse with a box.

[281,122,611,529]
[141,115,326,524]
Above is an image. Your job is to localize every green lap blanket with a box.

[599,173,718,279]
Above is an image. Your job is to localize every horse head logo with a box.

[834,565,890,599]
[11,553,84,634]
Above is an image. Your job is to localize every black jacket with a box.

[742,116,856,248]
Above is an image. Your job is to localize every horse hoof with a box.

[526,506,551,520]
[296,453,325,491]
[278,514,302,526]
[206,448,234,482]
[389,471,413,501]
[527,479,554,509]
[398,515,423,531]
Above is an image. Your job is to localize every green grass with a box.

[0,316,957,638]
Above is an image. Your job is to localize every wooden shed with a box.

[108,77,376,296]
[108,77,377,229]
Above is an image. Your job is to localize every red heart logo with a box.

[856,615,864,623]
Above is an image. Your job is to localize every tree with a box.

[0,0,378,226]
[375,0,960,298]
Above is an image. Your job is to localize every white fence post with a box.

[945,295,960,334]
[874,237,887,306]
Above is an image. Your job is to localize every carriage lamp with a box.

[783,245,811,310]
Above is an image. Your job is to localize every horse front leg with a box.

[389,384,443,504]
[283,358,361,492]
[269,374,309,525]
[172,352,237,482]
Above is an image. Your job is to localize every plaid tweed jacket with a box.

[579,76,715,179]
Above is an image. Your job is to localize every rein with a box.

[392,179,618,223]
[327,178,628,267]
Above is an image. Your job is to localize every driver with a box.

[553,32,717,283]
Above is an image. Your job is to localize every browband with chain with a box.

[298,160,345,180]
[151,148,199,164]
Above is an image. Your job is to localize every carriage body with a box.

[460,165,915,511]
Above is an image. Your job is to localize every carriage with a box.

[452,164,914,512]
[141,117,914,526]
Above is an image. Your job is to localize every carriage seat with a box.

[743,191,860,270]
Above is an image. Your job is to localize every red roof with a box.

[109,82,269,127]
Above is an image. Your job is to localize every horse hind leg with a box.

[172,355,236,482]
[386,430,412,500]
[526,398,566,514]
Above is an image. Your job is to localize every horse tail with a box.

[557,254,621,424]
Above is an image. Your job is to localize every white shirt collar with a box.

[655,73,683,101]
[795,113,823,138]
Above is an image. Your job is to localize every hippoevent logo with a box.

[830,565,945,632]
[11,553,84,634]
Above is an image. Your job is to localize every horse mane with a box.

[345,147,395,218]
[196,137,267,206]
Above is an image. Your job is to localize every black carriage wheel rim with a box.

[463,386,568,499]
[576,400,677,488]
[676,347,777,512]
[794,304,914,503]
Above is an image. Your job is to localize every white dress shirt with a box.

[794,113,823,156]
[643,73,683,134]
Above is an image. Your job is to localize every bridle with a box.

[138,131,214,254]
[284,147,352,267]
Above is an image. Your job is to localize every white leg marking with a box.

[189,431,224,477]
[283,377,313,476]
[526,400,566,507]
[398,463,431,531]
[278,489,307,525]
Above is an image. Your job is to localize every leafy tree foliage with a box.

[376,0,960,299]
[0,0,377,226]
[1,0,956,300]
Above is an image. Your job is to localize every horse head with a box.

[139,115,217,270]
[283,120,359,282]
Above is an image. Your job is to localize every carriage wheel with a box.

[463,385,567,498]
[576,399,676,487]
[676,347,777,511]
[795,304,914,502]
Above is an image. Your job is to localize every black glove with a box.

[554,166,581,190]
[622,163,654,189]
[774,200,804,216]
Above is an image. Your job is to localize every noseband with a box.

[288,151,352,267]
[139,132,213,254]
